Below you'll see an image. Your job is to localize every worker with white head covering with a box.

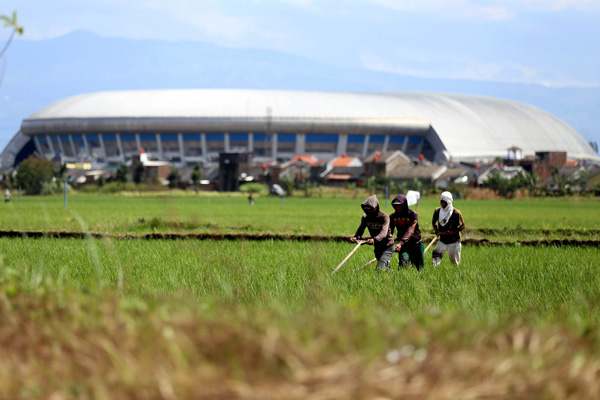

[431,191,465,266]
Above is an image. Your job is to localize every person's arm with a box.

[432,209,440,235]
[457,211,465,232]
[351,216,367,242]
[389,214,396,238]
[400,219,417,242]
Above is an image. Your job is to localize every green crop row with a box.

[1,193,599,240]
[1,238,598,321]
[1,236,599,398]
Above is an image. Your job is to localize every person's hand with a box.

[350,236,357,243]
[395,243,403,252]
[434,228,440,236]
[366,239,374,245]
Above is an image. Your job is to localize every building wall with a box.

[29,131,434,167]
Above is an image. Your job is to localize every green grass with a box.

[1,194,600,398]
[2,238,598,321]
[1,193,599,240]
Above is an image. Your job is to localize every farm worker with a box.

[389,194,424,270]
[248,190,255,205]
[431,191,465,266]
[350,195,395,271]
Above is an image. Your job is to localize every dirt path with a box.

[1,230,598,247]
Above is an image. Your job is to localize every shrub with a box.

[239,182,268,196]
[15,157,55,195]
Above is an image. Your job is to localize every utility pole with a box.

[266,107,273,161]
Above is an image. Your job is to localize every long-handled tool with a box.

[332,240,366,275]
[356,257,377,271]
[357,235,439,272]
[424,236,439,254]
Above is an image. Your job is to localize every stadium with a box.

[1,89,598,169]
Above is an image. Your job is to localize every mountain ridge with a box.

[1,30,598,152]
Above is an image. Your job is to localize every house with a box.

[582,168,600,191]
[476,164,524,186]
[319,155,363,185]
[363,151,412,178]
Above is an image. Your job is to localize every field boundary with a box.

[0,230,598,247]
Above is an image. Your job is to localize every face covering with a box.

[439,191,454,226]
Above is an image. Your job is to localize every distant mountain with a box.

[1,30,598,152]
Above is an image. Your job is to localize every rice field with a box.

[1,238,598,318]
[1,192,599,240]
[0,192,599,399]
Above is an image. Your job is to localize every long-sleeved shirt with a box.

[432,207,465,244]
[389,197,422,246]
[353,195,395,251]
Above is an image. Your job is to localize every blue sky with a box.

[3,0,599,88]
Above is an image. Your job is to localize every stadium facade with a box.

[2,89,598,168]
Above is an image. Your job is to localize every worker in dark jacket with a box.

[389,194,424,270]
[350,195,395,271]
[431,191,465,266]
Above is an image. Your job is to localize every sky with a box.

[2,0,600,88]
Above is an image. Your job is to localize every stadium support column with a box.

[135,134,142,153]
[156,133,164,160]
[178,133,186,165]
[69,135,77,160]
[82,135,90,161]
[401,136,409,153]
[33,136,42,157]
[116,134,125,163]
[57,135,66,158]
[248,133,254,152]
[416,137,425,155]
[98,134,106,163]
[224,133,230,152]
[337,134,348,156]
[383,135,389,152]
[362,135,369,158]
[46,134,55,157]
[296,133,305,154]
[271,133,278,162]
[201,133,207,164]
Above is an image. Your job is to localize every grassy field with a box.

[1,192,600,398]
[1,192,599,240]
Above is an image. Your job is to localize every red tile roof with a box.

[331,157,358,167]
[290,155,318,165]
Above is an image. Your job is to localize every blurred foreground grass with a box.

[1,238,599,398]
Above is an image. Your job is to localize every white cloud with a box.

[367,0,600,20]
[517,0,600,11]
[362,52,532,83]
[461,7,514,20]
[360,52,600,87]
[278,0,315,7]
[367,0,468,12]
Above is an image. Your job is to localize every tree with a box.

[190,164,202,194]
[166,166,181,189]
[133,162,146,185]
[482,171,518,198]
[513,170,539,194]
[15,157,55,195]
[115,164,128,183]
[1,11,23,57]
[1,11,23,86]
